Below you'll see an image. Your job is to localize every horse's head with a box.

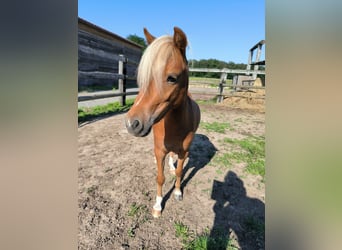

[125,27,189,137]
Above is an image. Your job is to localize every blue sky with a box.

[78,0,265,64]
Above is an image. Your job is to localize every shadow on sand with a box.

[161,134,264,249]
[209,171,265,250]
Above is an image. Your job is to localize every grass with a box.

[127,202,146,217]
[126,202,149,238]
[174,221,192,243]
[174,222,238,250]
[189,77,233,86]
[78,99,134,123]
[200,121,232,133]
[189,77,220,84]
[213,153,233,167]
[231,137,265,179]
[196,97,217,104]
[214,136,265,180]
[127,226,136,237]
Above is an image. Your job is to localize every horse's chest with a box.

[164,129,194,152]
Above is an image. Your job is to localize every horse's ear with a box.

[143,28,156,45]
[173,27,187,57]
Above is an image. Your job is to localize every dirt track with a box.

[78,102,265,249]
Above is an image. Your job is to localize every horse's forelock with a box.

[137,35,176,94]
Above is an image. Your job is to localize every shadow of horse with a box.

[208,171,265,250]
[162,133,217,207]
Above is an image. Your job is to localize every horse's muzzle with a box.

[125,101,171,137]
[125,116,152,137]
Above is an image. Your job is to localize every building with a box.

[78,17,143,90]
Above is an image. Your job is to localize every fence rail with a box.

[78,56,265,105]
[189,68,265,75]
[189,67,265,102]
[78,90,139,102]
[78,54,139,105]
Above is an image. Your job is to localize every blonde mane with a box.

[137,35,178,93]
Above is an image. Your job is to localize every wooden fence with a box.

[78,22,265,105]
[78,59,266,105]
[78,39,265,105]
[189,40,266,102]
[78,55,139,106]
[188,67,265,102]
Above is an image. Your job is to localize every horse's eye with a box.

[166,75,177,84]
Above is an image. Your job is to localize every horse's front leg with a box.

[152,146,166,218]
[174,151,189,201]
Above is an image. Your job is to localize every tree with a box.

[126,34,147,51]
[188,59,247,78]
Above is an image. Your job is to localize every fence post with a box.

[217,72,227,103]
[118,54,127,106]
[246,49,253,76]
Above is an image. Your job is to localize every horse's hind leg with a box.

[168,152,176,175]
[174,151,189,201]
[152,147,166,218]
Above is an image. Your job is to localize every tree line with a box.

[127,34,264,79]
[188,59,248,78]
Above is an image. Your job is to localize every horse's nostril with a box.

[126,117,145,136]
[132,119,140,129]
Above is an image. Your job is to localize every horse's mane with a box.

[137,35,179,93]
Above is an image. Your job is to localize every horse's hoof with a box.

[174,193,183,201]
[152,209,162,218]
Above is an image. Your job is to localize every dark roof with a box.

[78,17,143,50]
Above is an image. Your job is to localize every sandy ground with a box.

[78,100,265,250]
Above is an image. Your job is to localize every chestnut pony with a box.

[125,27,200,218]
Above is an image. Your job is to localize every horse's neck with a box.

[168,94,192,120]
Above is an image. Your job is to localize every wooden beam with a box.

[78,91,139,102]
[189,68,265,75]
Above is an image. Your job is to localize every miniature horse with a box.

[125,27,200,218]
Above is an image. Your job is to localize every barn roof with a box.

[78,17,144,50]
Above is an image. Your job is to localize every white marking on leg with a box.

[174,189,182,196]
[153,196,163,211]
[174,188,182,201]
[168,155,176,171]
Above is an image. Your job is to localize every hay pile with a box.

[220,78,265,112]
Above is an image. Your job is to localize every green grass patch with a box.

[126,202,149,238]
[196,97,217,105]
[78,99,134,123]
[127,202,146,217]
[127,227,136,237]
[189,77,220,84]
[213,153,232,166]
[174,221,192,244]
[200,121,232,133]
[215,136,265,180]
[174,223,238,250]
[187,235,238,250]
[189,77,233,85]
[216,168,224,175]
